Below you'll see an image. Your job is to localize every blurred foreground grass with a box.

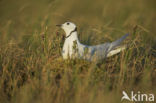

[0,0,156,103]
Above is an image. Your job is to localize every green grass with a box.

[0,0,155,103]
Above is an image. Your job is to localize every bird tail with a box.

[110,33,129,51]
[107,45,126,57]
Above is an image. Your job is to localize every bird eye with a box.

[67,22,70,25]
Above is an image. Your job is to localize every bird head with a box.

[56,22,77,37]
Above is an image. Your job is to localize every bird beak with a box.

[56,24,62,27]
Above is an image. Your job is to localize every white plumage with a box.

[56,22,129,61]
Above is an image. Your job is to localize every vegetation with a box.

[0,0,155,103]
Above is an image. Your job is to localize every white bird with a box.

[56,22,129,61]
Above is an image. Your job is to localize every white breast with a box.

[62,32,79,59]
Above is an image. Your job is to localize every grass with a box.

[0,0,155,103]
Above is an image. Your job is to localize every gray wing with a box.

[80,43,111,61]
[78,33,129,61]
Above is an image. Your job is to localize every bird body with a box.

[57,22,129,61]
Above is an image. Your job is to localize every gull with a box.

[56,22,129,61]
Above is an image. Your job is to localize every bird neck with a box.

[65,31,79,42]
[65,27,77,38]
